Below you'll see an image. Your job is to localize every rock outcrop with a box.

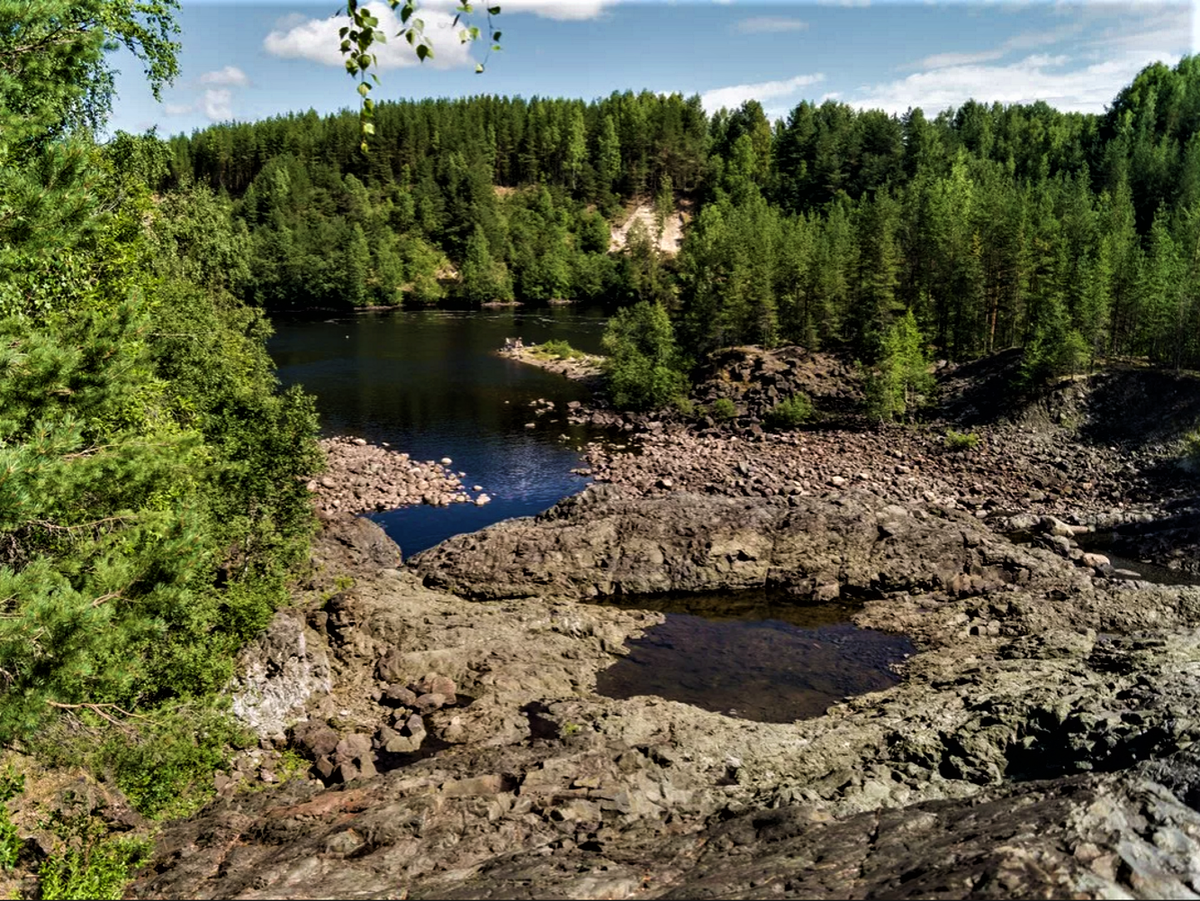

[410,483,1068,602]
[131,476,1200,900]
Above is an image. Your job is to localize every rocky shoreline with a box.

[129,352,1200,900]
[497,339,605,383]
[310,436,491,517]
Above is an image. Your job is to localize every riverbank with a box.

[126,351,1200,899]
[312,436,491,517]
[136,484,1200,900]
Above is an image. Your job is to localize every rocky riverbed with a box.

[311,436,491,517]
[125,353,1200,900]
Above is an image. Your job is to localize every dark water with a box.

[1077,533,1200,586]
[595,593,915,723]
[269,306,614,555]
[1010,530,1200,587]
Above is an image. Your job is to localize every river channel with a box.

[269,306,613,555]
[270,307,915,723]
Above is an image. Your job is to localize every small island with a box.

[497,336,605,383]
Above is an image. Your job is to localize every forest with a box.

[3,0,1200,889]
[160,55,1200,385]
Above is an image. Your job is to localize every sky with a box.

[108,0,1196,137]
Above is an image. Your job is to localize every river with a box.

[268,306,613,555]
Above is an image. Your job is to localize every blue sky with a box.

[108,0,1196,137]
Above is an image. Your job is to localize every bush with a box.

[765,393,814,429]
[536,339,586,360]
[944,429,980,451]
[602,301,690,412]
[37,800,151,901]
[0,767,23,871]
[96,707,249,819]
[673,396,696,418]
[1181,427,1200,471]
[711,398,737,421]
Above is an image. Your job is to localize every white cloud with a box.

[735,16,808,33]
[907,20,1084,71]
[164,102,193,116]
[273,12,309,30]
[494,0,616,20]
[700,73,825,113]
[877,4,1191,115]
[199,65,249,87]
[851,49,1183,115]
[263,2,476,70]
[202,88,234,121]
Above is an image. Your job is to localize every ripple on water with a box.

[594,593,916,723]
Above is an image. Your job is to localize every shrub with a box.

[765,393,814,430]
[1182,427,1200,471]
[537,339,585,360]
[37,800,151,901]
[945,429,981,451]
[0,767,23,871]
[673,396,696,418]
[711,398,737,421]
[95,707,249,820]
[602,301,690,412]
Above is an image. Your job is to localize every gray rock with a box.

[229,612,331,739]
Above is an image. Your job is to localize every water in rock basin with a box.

[595,592,916,723]
[268,306,614,555]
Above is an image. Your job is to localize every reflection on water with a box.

[1077,532,1200,586]
[268,307,614,555]
[595,593,915,723]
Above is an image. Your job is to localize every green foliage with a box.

[535,339,586,361]
[96,707,247,819]
[673,396,696,418]
[863,310,935,422]
[340,1,502,152]
[460,224,511,303]
[602,301,689,412]
[0,0,179,140]
[37,799,151,901]
[944,429,981,451]
[764,393,814,429]
[0,767,23,871]
[1181,426,1200,472]
[1021,296,1091,385]
[711,397,737,422]
[0,24,319,788]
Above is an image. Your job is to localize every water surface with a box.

[269,307,612,554]
[595,593,915,723]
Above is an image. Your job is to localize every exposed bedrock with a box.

[410,483,1084,603]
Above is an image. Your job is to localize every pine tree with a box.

[863,310,935,422]
[460,224,507,302]
[602,301,689,411]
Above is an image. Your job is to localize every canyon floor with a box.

[116,352,1200,899]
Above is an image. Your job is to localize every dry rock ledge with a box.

[133,360,1200,900]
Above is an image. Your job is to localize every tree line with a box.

[163,57,1200,385]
